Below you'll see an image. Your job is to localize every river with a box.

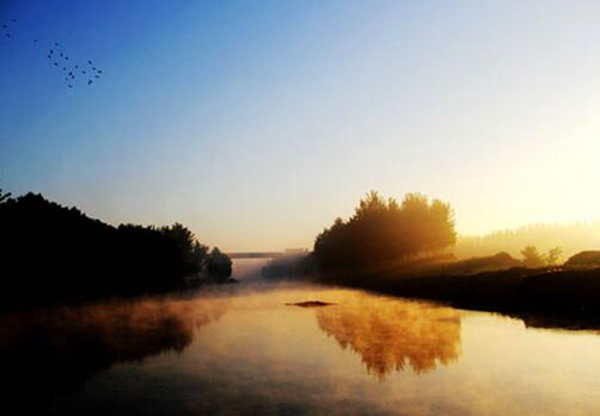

[2,259,599,415]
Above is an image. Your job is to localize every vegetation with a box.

[520,245,562,268]
[205,247,233,281]
[261,191,600,326]
[0,190,231,308]
[455,222,600,261]
[313,191,456,272]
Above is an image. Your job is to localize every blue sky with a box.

[2,1,600,251]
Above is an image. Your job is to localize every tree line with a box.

[0,189,231,308]
[313,191,456,271]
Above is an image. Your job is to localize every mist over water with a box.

[4,1,600,414]
[2,260,600,415]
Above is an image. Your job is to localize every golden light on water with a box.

[3,278,600,415]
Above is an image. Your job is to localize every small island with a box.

[285,300,335,307]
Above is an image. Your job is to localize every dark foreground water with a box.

[2,260,600,415]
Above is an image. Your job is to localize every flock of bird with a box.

[1,18,104,89]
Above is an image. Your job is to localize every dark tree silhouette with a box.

[205,247,233,281]
[0,191,231,308]
[0,188,11,204]
[313,191,456,272]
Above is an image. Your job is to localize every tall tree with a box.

[313,191,456,271]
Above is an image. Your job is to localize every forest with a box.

[0,189,231,309]
[313,191,456,271]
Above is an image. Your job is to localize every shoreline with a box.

[314,266,600,330]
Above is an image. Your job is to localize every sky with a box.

[2,1,600,252]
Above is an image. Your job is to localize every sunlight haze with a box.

[2,1,600,251]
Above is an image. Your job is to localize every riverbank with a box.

[315,265,600,329]
[0,191,232,311]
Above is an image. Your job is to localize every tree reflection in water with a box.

[314,293,462,380]
[0,295,230,408]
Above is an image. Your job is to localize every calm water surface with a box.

[2,260,600,415]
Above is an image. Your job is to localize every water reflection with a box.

[4,280,600,416]
[0,294,230,408]
[314,293,462,380]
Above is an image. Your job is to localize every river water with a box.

[2,259,600,415]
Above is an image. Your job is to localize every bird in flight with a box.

[3,17,106,90]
